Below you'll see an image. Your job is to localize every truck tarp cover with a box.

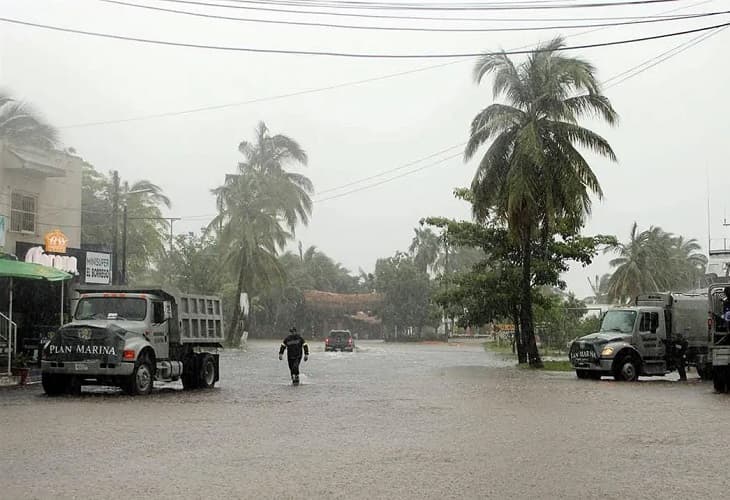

[47,325,127,363]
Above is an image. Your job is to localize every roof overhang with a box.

[4,146,66,178]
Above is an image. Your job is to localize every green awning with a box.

[0,258,72,281]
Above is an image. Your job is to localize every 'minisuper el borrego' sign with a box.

[85,251,111,284]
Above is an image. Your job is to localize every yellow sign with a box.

[44,229,68,254]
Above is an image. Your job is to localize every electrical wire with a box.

[152,0,713,22]
[56,0,714,128]
[1,15,728,58]
[97,0,728,33]
[154,0,686,13]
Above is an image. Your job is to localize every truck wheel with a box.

[198,354,217,389]
[42,373,68,396]
[123,355,154,395]
[576,370,590,379]
[614,355,639,382]
[713,370,728,393]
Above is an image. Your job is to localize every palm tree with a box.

[606,223,708,302]
[210,122,313,345]
[0,92,58,149]
[464,37,618,366]
[80,166,171,282]
[409,227,443,274]
[210,172,291,346]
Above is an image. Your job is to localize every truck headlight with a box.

[601,346,614,357]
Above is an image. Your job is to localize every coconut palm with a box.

[0,92,58,149]
[409,227,443,274]
[210,123,313,345]
[606,223,708,302]
[210,172,291,346]
[464,37,618,366]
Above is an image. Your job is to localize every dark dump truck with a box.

[569,292,709,381]
[41,286,224,395]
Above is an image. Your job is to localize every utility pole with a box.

[121,205,128,284]
[111,170,120,285]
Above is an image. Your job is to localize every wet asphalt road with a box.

[2,339,730,499]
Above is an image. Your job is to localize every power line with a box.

[98,0,728,33]
[154,0,685,14]
[316,143,466,195]
[311,26,726,203]
[56,0,714,128]
[153,0,713,22]
[2,15,728,58]
[60,60,463,128]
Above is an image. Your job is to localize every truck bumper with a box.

[571,359,613,372]
[42,360,135,376]
[712,348,730,367]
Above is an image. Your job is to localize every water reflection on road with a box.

[2,340,729,499]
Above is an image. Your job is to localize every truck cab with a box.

[709,283,730,392]
[41,286,224,396]
[569,292,706,381]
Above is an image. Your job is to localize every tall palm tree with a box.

[0,93,58,149]
[464,37,618,366]
[210,172,291,346]
[210,122,313,345]
[235,121,313,232]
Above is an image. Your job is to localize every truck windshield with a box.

[75,297,147,321]
[600,310,637,334]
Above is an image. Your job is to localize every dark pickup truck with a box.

[325,330,354,352]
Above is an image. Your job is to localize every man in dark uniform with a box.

[279,327,309,384]
[669,335,688,381]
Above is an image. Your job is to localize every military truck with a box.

[708,283,730,392]
[41,286,224,395]
[569,292,709,381]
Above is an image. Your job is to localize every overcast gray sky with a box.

[1,0,729,298]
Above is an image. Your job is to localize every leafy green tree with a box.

[464,37,618,366]
[0,92,58,148]
[375,252,432,339]
[157,232,223,295]
[81,165,170,282]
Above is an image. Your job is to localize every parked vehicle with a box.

[41,286,224,395]
[569,292,709,381]
[325,330,354,352]
[708,283,730,392]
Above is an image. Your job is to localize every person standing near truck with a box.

[279,327,309,385]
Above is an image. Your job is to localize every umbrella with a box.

[0,256,72,374]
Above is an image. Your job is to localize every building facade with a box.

[0,140,84,254]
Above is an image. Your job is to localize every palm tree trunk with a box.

[520,227,543,368]
[228,262,246,347]
[513,306,527,364]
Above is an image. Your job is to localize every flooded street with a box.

[3,340,730,499]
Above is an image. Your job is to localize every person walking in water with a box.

[279,327,309,384]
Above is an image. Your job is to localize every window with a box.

[10,192,37,233]
[639,312,659,332]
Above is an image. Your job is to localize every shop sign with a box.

[44,229,69,254]
[25,246,78,275]
[85,251,111,284]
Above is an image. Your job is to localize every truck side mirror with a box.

[650,313,659,334]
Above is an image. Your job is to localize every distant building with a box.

[0,140,84,252]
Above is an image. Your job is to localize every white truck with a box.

[41,286,224,395]
[569,292,709,381]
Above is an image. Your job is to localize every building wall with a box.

[0,140,84,255]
